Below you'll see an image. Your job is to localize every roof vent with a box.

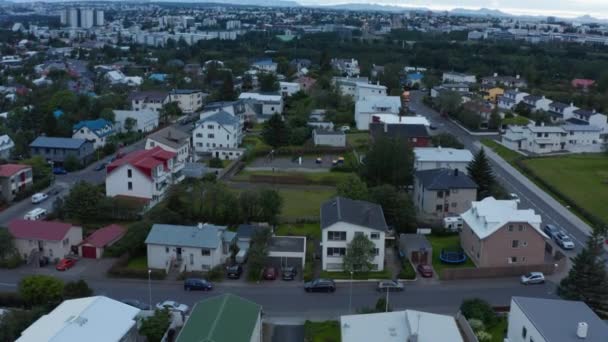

[197,222,204,230]
[577,322,588,339]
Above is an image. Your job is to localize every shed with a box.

[266,236,307,270]
[399,234,432,264]
[79,224,126,259]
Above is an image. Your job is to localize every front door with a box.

[176,247,182,261]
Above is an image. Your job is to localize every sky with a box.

[298,0,608,18]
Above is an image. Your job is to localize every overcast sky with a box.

[298,0,608,18]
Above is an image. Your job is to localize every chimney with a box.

[577,322,588,339]
[454,168,459,177]
[493,72,498,77]
[197,222,203,230]
[384,122,388,133]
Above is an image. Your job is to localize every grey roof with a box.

[200,110,239,126]
[573,108,596,118]
[562,124,601,132]
[513,296,608,342]
[128,90,167,102]
[30,136,88,150]
[268,236,305,253]
[145,223,233,249]
[147,126,190,149]
[549,101,569,110]
[524,95,542,102]
[314,129,344,136]
[236,224,269,240]
[321,196,388,231]
[416,168,477,191]
[369,123,429,141]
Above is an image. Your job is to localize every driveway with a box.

[5,257,116,281]
[271,324,305,342]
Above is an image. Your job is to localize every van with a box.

[31,193,48,204]
[443,216,463,232]
[24,208,47,221]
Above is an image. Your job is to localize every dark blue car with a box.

[52,167,68,175]
[184,278,213,291]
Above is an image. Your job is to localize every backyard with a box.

[304,321,340,342]
[481,138,523,163]
[427,234,475,277]
[278,188,336,220]
[276,223,321,240]
[232,170,354,186]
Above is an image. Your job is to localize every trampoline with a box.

[439,248,467,264]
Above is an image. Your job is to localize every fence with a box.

[441,254,566,280]
[455,311,479,342]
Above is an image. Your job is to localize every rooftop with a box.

[321,196,387,232]
[30,136,88,150]
[416,168,477,191]
[82,224,125,248]
[199,110,239,126]
[0,164,30,177]
[147,126,190,149]
[9,219,75,241]
[145,223,234,249]
[268,236,306,253]
[414,147,474,163]
[72,119,114,137]
[370,122,429,140]
[106,146,176,179]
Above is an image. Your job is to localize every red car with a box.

[56,258,77,271]
[416,264,433,278]
[263,267,277,280]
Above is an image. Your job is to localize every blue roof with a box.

[407,72,424,80]
[149,73,167,82]
[145,223,234,249]
[72,119,115,137]
[30,136,88,150]
[199,110,239,126]
[253,59,275,66]
[53,109,64,118]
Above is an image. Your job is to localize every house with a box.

[355,96,402,130]
[0,134,15,159]
[506,296,608,342]
[501,124,602,154]
[332,76,369,97]
[168,89,206,114]
[267,236,307,269]
[295,76,316,93]
[251,58,277,73]
[547,102,577,122]
[569,109,608,132]
[193,110,244,160]
[341,309,463,342]
[498,89,529,110]
[128,91,169,113]
[571,78,595,90]
[459,197,546,268]
[522,95,551,112]
[562,124,603,153]
[237,92,284,121]
[313,129,346,147]
[355,82,387,100]
[17,296,140,342]
[430,83,470,98]
[8,219,83,262]
[320,197,387,271]
[279,81,301,97]
[482,86,505,103]
[370,114,431,127]
[145,126,191,164]
[442,71,476,84]
[29,137,95,165]
[413,147,474,175]
[331,58,360,77]
[105,147,184,206]
[177,294,262,342]
[414,168,477,219]
[482,74,527,88]
[0,164,33,202]
[72,119,115,149]
[202,100,248,124]
[144,223,236,272]
[369,122,431,148]
[113,109,159,133]
[79,224,126,259]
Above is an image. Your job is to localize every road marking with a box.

[0,282,17,287]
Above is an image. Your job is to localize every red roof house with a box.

[0,164,33,202]
[79,224,126,259]
[106,146,176,179]
[0,164,30,178]
[8,219,83,261]
[572,78,595,89]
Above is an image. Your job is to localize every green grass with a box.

[346,132,370,152]
[522,154,608,224]
[126,255,148,270]
[233,170,354,186]
[320,269,392,280]
[276,223,321,240]
[427,234,475,277]
[304,321,340,342]
[481,138,522,163]
[398,259,416,280]
[488,317,508,342]
[278,188,336,219]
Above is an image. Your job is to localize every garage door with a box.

[81,246,97,259]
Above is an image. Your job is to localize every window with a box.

[195,133,202,138]
[201,249,211,256]
[512,240,519,248]
[522,327,527,339]
[437,191,444,199]
[328,231,346,241]
[370,233,380,240]
[523,241,528,247]
[327,247,346,257]
[127,182,132,190]
[508,225,514,232]
[196,143,202,147]
[518,225,526,232]
[435,204,443,212]
[189,253,193,265]
[509,256,518,264]
[127,169,132,178]
[227,135,230,140]
[372,248,379,256]
[451,202,457,208]
[207,125,214,129]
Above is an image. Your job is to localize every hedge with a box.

[178,265,224,282]
[0,292,25,308]
[107,253,166,280]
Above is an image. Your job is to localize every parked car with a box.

[554,231,575,250]
[340,125,351,132]
[282,266,297,281]
[263,266,277,280]
[520,272,545,285]
[121,299,150,310]
[55,257,77,271]
[226,264,243,279]
[304,279,336,293]
[94,162,107,171]
[52,166,68,175]
[543,224,560,239]
[31,192,48,204]
[184,278,213,291]
[47,186,63,196]
[509,193,520,203]
[377,280,404,292]
[155,300,189,313]
[416,264,433,278]
[429,123,437,130]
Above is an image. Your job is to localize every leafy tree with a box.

[558,227,608,318]
[336,174,369,201]
[247,228,272,280]
[63,181,105,223]
[261,114,289,148]
[488,108,502,130]
[460,298,497,326]
[437,90,462,115]
[287,126,311,145]
[431,133,464,149]
[0,229,16,259]
[0,307,46,342]
[19,275,64,306]
[139,309,171,342]
[259,72,279,92]
[63,280,93,299]
[467,149,496,200]
[360,137,414,188]
[239,190,260,222]
[161,102,182,124]
[257,188,283,225]
[220,74,235,101]
[124,117,137,132]
[99,108,115,122]
[343,233,375,272]
[368,185,417,234]
[63,154,81,172]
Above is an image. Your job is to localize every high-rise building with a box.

[80,8,94,29]
[69,8,79,28]
[59,10,68,25]
[95,10,104,26]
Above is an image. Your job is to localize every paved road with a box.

[409,91,588,259]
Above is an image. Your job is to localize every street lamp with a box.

[148,269,152,310]
[385,287,389,312]
[348,271,354,313]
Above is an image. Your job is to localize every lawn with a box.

[278,188,336,219]
[522,154,608,224]
[126,255,148,270]
[304,321,340,342]
[481,138,522,163]
[427,234,475,277]
[233,170,354,186]
[346,132,370,151]
[276,223,321,240]
[487,317,508,342]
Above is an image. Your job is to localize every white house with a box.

[17,296,140,342]
[72,119,115,149]
[251,59,277,73]
[498,89,529,110]
[238,92,284,121]
[522,95,552,112]
[355,82,387,100]
[145,126,191,164]
[313,129,346,147]
[113,109,159,133]
[442,71,476,84]
[569,108,608,132]
[332,76,370,97]
[341,310,463,342]
[413,147,474,175]
[105,147,184,206]
[0,134,15,159]
[168,89,206,113]
[320,197,387,271]
[355,95,402,130]
[128,91,168,113]
[193,110,244,160]
[145,223,236,272]
[8,219,83,262]
[502,124,602,154]
[331,58,360,77]
[279,81,301,97]
[506,296,608,342]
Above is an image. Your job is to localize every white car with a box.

[31,192,48,204]
[155,300,189,313]
[521,272,545,285]
[554,231,575,250]
[509,193,520,203]
[340,125,351,132]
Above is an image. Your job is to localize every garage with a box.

[266,236,307,273]
[79,224,126,259]
[81,246,97,259]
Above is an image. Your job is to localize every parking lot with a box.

[248,154,347,171]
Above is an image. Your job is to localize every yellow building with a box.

[483,87,504,103]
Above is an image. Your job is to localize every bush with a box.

[398,259,416,280]
[178,265,224,282]
[107,253,166,280]
[0,292,25,308]
[63,154,81,171]
[460,298,497,326]
[208,157,224,168]
[0,253,23,269]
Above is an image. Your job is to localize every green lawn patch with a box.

[304,321,340,342]
[346,132,370,150]
[276,223,321,240]
[278,188,335,219]
[320,269,392,280]
[488,317,508,342]
[126,255,148,270]
[481,138,522,163]
[398,259,416,280]
[427,234,475,277]
[233,170,353,186]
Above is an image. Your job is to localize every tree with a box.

[431,133,464,149]
[124,117,137,133]
[261,114,288,148]
[220,74,235,101]
[0,307,46,342]
[257,188,283,225]
[460,298,497,327]
[0,229,15,259]
[247,228,272,280]
[437,90,462,115]
[63,181,105,223]
[488,108,502,130]
[239,190,260,222]
[19,275,64,306]
[63,154,81,172]
[139,309,171,342]
[360,137,414,188]
[558,227,608,318]
[259,72,279,92]
[467,149,496,200]
[161,102,182,124]
[337,174,369,201]
[63,279,93,299]
[343,233,375,272]
[368,185,417,234]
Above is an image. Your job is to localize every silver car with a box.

[377,280,404,292]
[521,272,545,285]
[555,231,575,250]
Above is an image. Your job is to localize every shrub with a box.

[0,292,25,308]
[179,265,224,282]
[461,298,497,326]
[208,157,224,168]
[107,253,166,280]
[0,253,22,269]
[398,259,416,280]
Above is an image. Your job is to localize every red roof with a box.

[572,79,595,88]
[106,146,176,179]
[8,219,73,241]
[0,164,30,177]
[82,224,126,248]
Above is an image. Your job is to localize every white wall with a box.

[147,243,225,271]
[106,164,154,200]
[321,222,385,271]
[14,227,82,260]
[506,300,547,342]
[145,139,190,164]
[192,120,241,154]
[414,161,470,175]
[72,127,109,149]
[169,92,204,113]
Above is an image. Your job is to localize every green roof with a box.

[176,294,262,342]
